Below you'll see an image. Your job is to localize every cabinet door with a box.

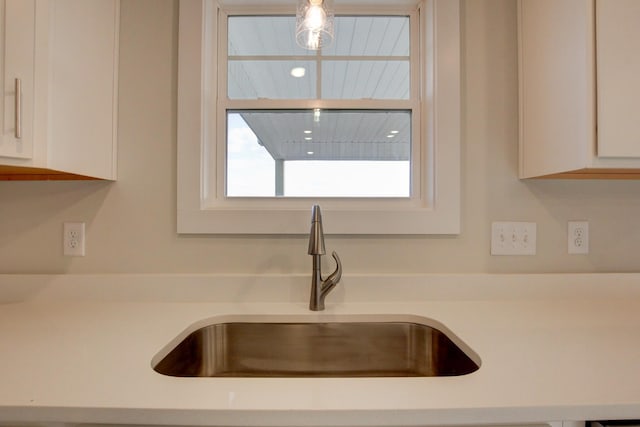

[596,0,640,158]
[518,0,595,177]
[0,0,35,159]
[46,0,118,178]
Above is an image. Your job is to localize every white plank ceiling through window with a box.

[227,14,412,161]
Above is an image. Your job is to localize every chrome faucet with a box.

[308,205,342,311]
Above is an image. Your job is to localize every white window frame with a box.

[177,0,461,234]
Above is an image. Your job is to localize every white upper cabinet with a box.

[518,0,640,179]
[0,0,119,180]
[0,1,36,160]
[595,0,640,158]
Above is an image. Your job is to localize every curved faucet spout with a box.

[308,205,342,311]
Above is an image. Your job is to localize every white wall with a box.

[2,0,640,274]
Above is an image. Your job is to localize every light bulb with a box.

[304,4,326,31]
[295,0,333,50]
[306,30,321,50]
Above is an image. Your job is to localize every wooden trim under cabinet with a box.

[0,165,103,181]
[532,168,640,180]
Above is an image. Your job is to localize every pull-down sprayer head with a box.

[308,204,326,255]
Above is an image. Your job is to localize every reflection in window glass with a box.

[226,110,411,198]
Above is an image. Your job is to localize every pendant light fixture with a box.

[296,0,334,50]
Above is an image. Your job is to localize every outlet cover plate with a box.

[568,220,589,254]
[63,222,85,257]
[491,221,537,256]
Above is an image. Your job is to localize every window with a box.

[225,12,414,199]
[177,0,460,234]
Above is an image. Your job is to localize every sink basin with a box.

[153,320,480,377]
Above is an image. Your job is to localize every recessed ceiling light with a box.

[290,67,306,78]
[304,130,312,134]
[305,137,312,140]
[390,130,399,134]
[387,134,395,138]
[307,151,314,155]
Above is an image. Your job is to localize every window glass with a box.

[228,16,314,56]
[226,15,410,101]
[323,16,410,56]
[321,61,410,99]
[224,14,413,198]
[228,60,317,99]
[226,110,411,197]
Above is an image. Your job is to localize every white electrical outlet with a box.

[63,222,85,256]
[568,221,589,254]
[491,222,537,255]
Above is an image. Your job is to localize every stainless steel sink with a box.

[153,321,479,377]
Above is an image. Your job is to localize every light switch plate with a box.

[491,222,537,255]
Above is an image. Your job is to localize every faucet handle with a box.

[321,251,342,295]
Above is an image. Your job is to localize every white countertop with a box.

[1,273,640,426]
